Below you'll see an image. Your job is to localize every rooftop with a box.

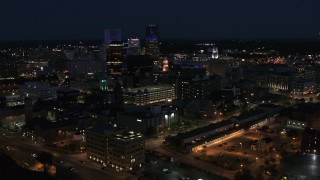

[112,130,142,140]
[175,119,234,141]
[235,109,265,121]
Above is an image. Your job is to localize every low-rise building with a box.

[186,99,215,119]
[251,137,274,152]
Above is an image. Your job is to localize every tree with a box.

[145,127,157,136]
[286,129,301,138]
[269,157,276,163]
[35,151,53,165]
[255,172,264,180]
[261,126,269,133]
[234,168,253,180]
[114,80,124,107]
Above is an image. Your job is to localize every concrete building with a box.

[117,105,178,134]
[86,126,144,172]
[124,85,175,106]
[176,75,221,100]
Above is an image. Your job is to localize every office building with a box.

[124,85,175,105]
[104,29,121,45]
[117,105,178,134]
[86,126,144,172]
[106,41,124,79]
[145,24,160,57]
[176,75,221,100]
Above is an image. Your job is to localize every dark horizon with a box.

[1,0,320,42]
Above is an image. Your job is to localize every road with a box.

[0,130,136,180]
[145,135,234,180]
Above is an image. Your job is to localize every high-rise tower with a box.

[212,46,219,59]
[106,41,124,79]
[145,24,160,57]
[104,29,121,45]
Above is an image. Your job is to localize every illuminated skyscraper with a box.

[104,29,121,45]
[106,41,124,79]
[145,24,160,57]
[212,46,219,59]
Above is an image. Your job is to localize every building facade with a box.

[106,41,125,79]
[145,24,160,57]
[127,38,141,56]
[86,126,145,172]
[176,76,221,100]
[124,86,175,105]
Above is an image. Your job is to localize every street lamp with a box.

[240,142,242,151]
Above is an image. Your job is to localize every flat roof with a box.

[112,130,142,140]
[235,109,265,121]
[175,119,234,141]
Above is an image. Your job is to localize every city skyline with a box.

[1,0,320,41]
[1,1,320,180]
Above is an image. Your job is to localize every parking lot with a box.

[143,153,222,180]
[192,122,301,177]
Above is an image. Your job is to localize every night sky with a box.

[1,0,320,41]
